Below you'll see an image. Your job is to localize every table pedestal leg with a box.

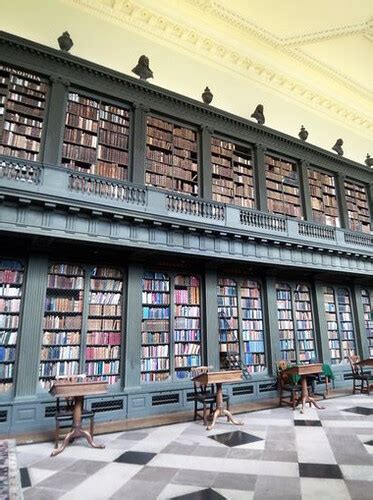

[300,377,325,414]
[207,383,243,430]
[51,396,105,457]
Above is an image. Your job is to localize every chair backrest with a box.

[276,360,292,386]
[348,355,362,376]
[225,352,252,380]
[191,366,210,395]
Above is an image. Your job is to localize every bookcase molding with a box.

[0,31,372,186]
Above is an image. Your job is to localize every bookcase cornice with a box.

[0,31,372,182]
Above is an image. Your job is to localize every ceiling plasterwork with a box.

[61,0,373,138]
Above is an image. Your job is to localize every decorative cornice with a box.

[0,32,371,177]
[59,0,373,139]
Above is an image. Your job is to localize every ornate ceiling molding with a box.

[61,0,373,138]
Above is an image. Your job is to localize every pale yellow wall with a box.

[1,0,372,164]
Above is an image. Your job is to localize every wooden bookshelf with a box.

[145,116,199,196]
[308,168,340,227]
[62,92,130,181]
[217,278,239,366]
[323,287,341,364]
[141,272,170,383]
[337,288,357,360]
[240,280,265,372]
[211,137,255,207]
[39,264,84,389]
[173,275,201,379]
[265,154,303,218]
[276,282,315,363]
[85,267,123,384]
[0,64,48,161]
[361,289,373,357]
[0,259,24,393]
[323,286,357,364]
[276,283,296,362]
[293,285,316,362]
[344,180,371,233]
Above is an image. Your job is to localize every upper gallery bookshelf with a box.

[217,277,266,373]
[265,154,303,219]
[0,64,48,161]
[0,259,24,393]
[145,116,199,196]
[86,267,123,384]
[308,168,340,227]
[141,272,202,383]
[62,92,130,181]
[323,286,357,364]
[361,289,373,357]
[276,282,316,363]
[344,180,371,234]
[39,263,124,389]
[211,137,255,207]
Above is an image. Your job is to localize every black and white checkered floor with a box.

[17,395,373,499]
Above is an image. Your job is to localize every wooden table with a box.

[284,363,325,413]
[356,358,373,367]
[192,370,243,430]
[50,380,108,457]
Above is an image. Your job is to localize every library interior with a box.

[0,1,372,499]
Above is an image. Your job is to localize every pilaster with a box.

[253,143,268,212]
[131,103,147,184]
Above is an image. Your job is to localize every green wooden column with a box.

[351,284,369,359]
[131,103,147,185]
[253,144,268,212]
[312,281,331,365]
[204,269,219,370]
[335,172,349,229]
[299,160,313,221]
[200,126,213,200]
[42,76,69,165]
[262,275,280,376]
[124,263,143,388]
[14,254,49,399]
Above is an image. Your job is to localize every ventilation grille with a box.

[186,392,196,402]
[152,393,179,406]
[45,406,57,418]
[259,382,276,393]
[232,385,253,396]
[0,410,7,423]
[91,399,123,413]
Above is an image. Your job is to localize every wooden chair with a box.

[349,355,372,395]
[276,361,302,410]
[191,366,229,426]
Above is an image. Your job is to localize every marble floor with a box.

[16,394,373,499]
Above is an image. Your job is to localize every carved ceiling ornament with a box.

[61,0,373,138]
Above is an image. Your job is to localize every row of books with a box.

[174,355,200,367]
[47,275,84,289]
[86,360,119,376]
[174,305,200,316]
[243,353,265,364]
[174,343,200,355]
[141,332,169,344]
[142,279,169,291]
[0,364,13,379]
[142,345,169,357]
[87,319,121,330]
[142,307,170,319]
[0,316,19,328]
[87,331,121,345]
[0,331,17,345]
[40,346,79,360]
[89,304,122,316]
[39,360,79,378]
[242,341,265,353]
[86,346,120,359]
[43,316,82,329]
[42,332,80,345]
[141,358,169,372]
[90,289,122,301]
[44,297,82,312]
[142,292,170,305]
[0,347,16,361]
[0,298,21,312]
[0,269,23,284]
